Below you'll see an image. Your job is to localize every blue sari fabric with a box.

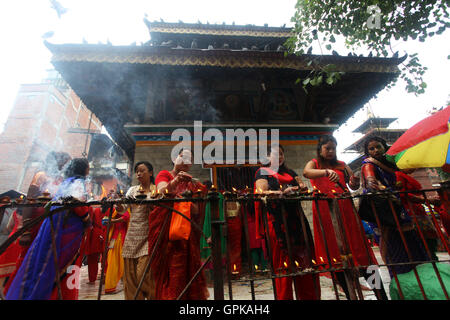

[361,158,412,225]
[362,158,396,190]
[361,158,428,276]
[6,177,86,300]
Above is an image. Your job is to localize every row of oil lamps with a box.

[1,191,53,205]
[134,184,333,200]
[1,184,345,207]
[230,256,344,277]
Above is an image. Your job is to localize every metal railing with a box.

[0,183,449,300]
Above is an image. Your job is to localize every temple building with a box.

[345,108,406,172]
[344,108,441,190]
[44,19,406,191]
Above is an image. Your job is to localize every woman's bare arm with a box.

[303,160,339,182]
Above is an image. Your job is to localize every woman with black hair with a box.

[304,135,387,300]
[254,145,320,300]
[6,158,91,300]
[147,149,209,300]
[361,136,428,278]
[19,152,72,247]
[115,160,156,300]
[4,152,72,295]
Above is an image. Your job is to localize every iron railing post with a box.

[209,190,224,300]
[97,202,114,300]
[327,198,359,300]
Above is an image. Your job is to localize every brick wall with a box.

[0,83,102,194]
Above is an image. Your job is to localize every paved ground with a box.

[78,247,450,300]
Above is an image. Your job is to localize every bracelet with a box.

[325,169,329,177]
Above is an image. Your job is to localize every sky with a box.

[0,0,449,164]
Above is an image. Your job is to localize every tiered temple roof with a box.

[45,20,407,160]
[145,19,292,50]
[345,117,406,153]
[346,116,407,171]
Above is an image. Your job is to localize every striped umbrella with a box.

[386,106,450,172]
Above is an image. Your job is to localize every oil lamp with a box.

[38,189,51,202]
[135,185,147,200]
[223,190,232,198]
[231,264,239,278]
[16,195,25,204]
[150,188,159,199]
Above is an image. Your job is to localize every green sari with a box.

[200,193,226,260]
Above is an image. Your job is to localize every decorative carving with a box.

[267,89,298,120]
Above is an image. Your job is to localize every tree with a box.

[286,0,449,95]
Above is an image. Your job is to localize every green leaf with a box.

[317,75,323,84]
[287,0,444,97]
[326,75,334,85]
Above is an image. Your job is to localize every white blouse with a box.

[121,184,156,259]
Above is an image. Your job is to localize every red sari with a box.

[439,204,450,237]
[310,159,377,268]
[395,171,426,216]
[84,207,107,283]
[225,203,242,274]
[148,170,209,300]
[0,211,22,279]
[12,172,63,282]
[255,167,320,300]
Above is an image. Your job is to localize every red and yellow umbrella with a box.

[386,106,450,172]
